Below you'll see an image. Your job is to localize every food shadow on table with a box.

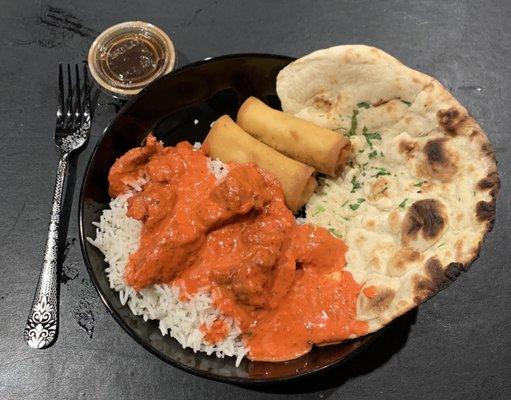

[245,308,418,393]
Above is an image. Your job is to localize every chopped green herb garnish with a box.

[341,200,349,207]
[345,109,359,138]
[342,216,351,221]
[328,228,342,238]
[398,198,408,209]
[368,149,384,159]
[313,205,326,216]
[413,180,427,187]
[401,100,412,107]
[357,101,371,109]
[362,127,382,149]
[373,167,391,178]
[358,149,365,153]
[349,198,365,211]
[437,242,446,248]
[350,175,362,193]
[380,185,389,194]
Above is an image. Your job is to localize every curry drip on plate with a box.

[108,134,367,361]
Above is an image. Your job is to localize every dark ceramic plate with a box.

[79,54,379,384]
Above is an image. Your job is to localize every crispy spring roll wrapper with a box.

[237,97,352,176]
[203,115,317,212]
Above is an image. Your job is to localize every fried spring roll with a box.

[237,97,352,176]
[203,115,317,212]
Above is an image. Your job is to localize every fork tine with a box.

[65,64,73,128]
[83,62,91,120]
[56,64,64,126]
[73,64,82,127]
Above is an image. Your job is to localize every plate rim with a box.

[78,53,379,384]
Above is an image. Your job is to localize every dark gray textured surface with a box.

[1,1,510,399]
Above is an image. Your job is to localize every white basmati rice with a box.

[207,159,229,181]
[87,161,249,366]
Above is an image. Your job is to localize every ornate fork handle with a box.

[24,154,69,349]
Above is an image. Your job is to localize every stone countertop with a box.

[1,1,509,399]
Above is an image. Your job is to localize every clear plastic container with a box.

[88,21,175,98]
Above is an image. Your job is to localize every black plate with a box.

[79,54,379,384]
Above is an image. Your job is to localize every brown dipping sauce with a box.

[88,22,175,98]
[98,33,165,87]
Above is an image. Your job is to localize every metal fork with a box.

[24,64,92,349]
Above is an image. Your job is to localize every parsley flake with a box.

[350,175,362,193]
[398,198,408,209]
[413,180,427,187]
[345,109,359,138]
[349,198,365,211]
[401,100,412,107]
[357,101,371,109]
[328,228,342,238]
[373,167,391,178]
[313,205,326,216]
[362,127,382,149]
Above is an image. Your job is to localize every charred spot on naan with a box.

[388,247,423,277]
[359,285,396,318]
[413,258,463,304]
[364,219,377,229]
[477,171,500,196]
[437,107,467,135]
[373,98,390,107]
[476,201,496,223]
[401,199,448,250]
[369,177,391,200]
[311,93,342,118]
[388,210,402,234]
[475,171,500,224]
[417,138,458,182]
[480,140,497,163]
[398,139,419,159]
[312,95,334,111]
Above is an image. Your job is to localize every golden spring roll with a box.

[237,97,352,176]
[203,115,317,212]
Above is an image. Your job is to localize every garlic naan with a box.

[277,45,499,334]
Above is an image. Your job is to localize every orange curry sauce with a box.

[108,134,367,361]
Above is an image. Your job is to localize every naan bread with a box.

[277,45,499,334]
